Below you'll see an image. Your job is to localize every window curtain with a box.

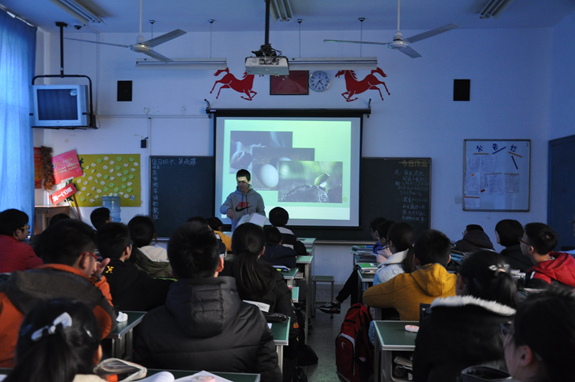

[0,9,37,225]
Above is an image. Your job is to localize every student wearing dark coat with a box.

[495,219,532,272]
[413,251,517,382]
[134,221,280,382]
[454,224,494,252]
[97,223,173,311]
[262,226,297,268]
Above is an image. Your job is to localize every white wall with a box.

[35,25,556,249]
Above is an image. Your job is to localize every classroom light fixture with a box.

[48,0,104,25]
[270,0,293,22]
[288,57,378,71]
[135,58,228,70]
[479,0,515,19]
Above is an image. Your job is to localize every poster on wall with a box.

[34,147,42,189]
[71,154,141,207]
[52,150,83,184]
[463,139,530,211]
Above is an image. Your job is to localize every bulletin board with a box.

[71,154,142,207]
[463,140,530,211]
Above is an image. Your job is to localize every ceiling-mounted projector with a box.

[245,56,289,76]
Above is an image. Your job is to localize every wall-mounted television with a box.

[30,84,90,128]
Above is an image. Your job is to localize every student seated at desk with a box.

[4,299,107,382]
[207,217,232,253]
[520,222,575,289]
[503,287,575,382]
[262,226,297,268]
[413,251,517,382]
[373,222,416,286]
[98,222,173,311]
[224,223,300,382]
[134,221,281,382]
[0,208,43,273]
[128,215,172,279]
[0,220,116,367]
[269,207,307,256]
[90,207,112,231]
[495,219,532,272]
[453,224,494,253]
[363,229,456,321]
[319,219,394,314]
[29,212,71,258]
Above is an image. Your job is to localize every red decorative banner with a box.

[52,150,83,184]
[50,183,77,206]
[34,147,42,189]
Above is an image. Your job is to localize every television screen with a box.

[30,84,89,127]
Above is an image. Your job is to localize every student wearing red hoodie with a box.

[521,222,575,289]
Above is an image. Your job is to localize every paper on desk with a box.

[175,370,233,382]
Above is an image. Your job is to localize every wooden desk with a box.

[373,321,417,382]
[147,369,261,382]
[106,311,146,360]
[295,254,313,344]
[299,237,316,249]
[270,318,290,376]
[357,268,375,303]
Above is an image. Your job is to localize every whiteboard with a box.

[463,140,530,211]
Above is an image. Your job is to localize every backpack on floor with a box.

[335,303,374,382]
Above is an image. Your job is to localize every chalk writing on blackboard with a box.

[394,160,430,223]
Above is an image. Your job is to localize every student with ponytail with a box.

[5,299,103,382]
[413,251,517,382]
[227,223,299,382]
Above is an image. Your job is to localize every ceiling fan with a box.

[324,0,459,58]
[65,0,186,62]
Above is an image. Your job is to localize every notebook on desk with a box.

[354,251,377,262]
[357,262,378,275]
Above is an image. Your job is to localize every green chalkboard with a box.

[292,157,431,241]
[150,156,215,239]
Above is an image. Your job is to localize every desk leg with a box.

[304,262,311,345]
[125,329,134,361]
[276,345,284,376]
[374,335,382,382]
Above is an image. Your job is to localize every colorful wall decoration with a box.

[71,154,141,207]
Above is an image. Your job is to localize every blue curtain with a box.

[0,9,37,225]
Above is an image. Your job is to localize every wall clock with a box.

[309,71,331,92]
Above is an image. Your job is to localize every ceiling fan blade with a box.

[324,39,391,46]
[64,37,130,48]
[397,45,421,58]
[145,29,186,47]
[404,23,459,44]
[143,50,172,62]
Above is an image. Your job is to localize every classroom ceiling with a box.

[1,0,575,35]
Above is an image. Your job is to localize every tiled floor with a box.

[300,283,350,382]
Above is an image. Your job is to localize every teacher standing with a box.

[220,169,265,232]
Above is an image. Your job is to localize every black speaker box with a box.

[453,79,470,101]
[117,80,132,102]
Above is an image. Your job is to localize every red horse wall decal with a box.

[335,67,390,102]
[210,68,257,101]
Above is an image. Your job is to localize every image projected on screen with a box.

[215,117,361,228]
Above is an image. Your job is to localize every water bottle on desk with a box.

[102,196,121,222]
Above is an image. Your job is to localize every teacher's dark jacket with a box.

[413,295,515,382]
[134,276,281,382]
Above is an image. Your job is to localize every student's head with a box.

[414,229,451,266]
[187,216,210,228]
[466,224,484,233]
[495,219,524,247]
[127,215,156,247]
[42,220,97,273]
[0,208,30,241]
[264,225,282,246]
[369,217,387,240]
[521,223,558,257]
[375,220,395,245]
[232,223,265,257]
[6,299,100,382]
[269,207,289,227]
[505,287,575,382]
[387,222,415,253]
[231,223,274,299]
[207,217,223,231]
[457,251,517,308]
[236,169,251,193]
[167,222,220,279]
[49,213,71,227]
[96,222,132,260]
[90,207,111,230]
